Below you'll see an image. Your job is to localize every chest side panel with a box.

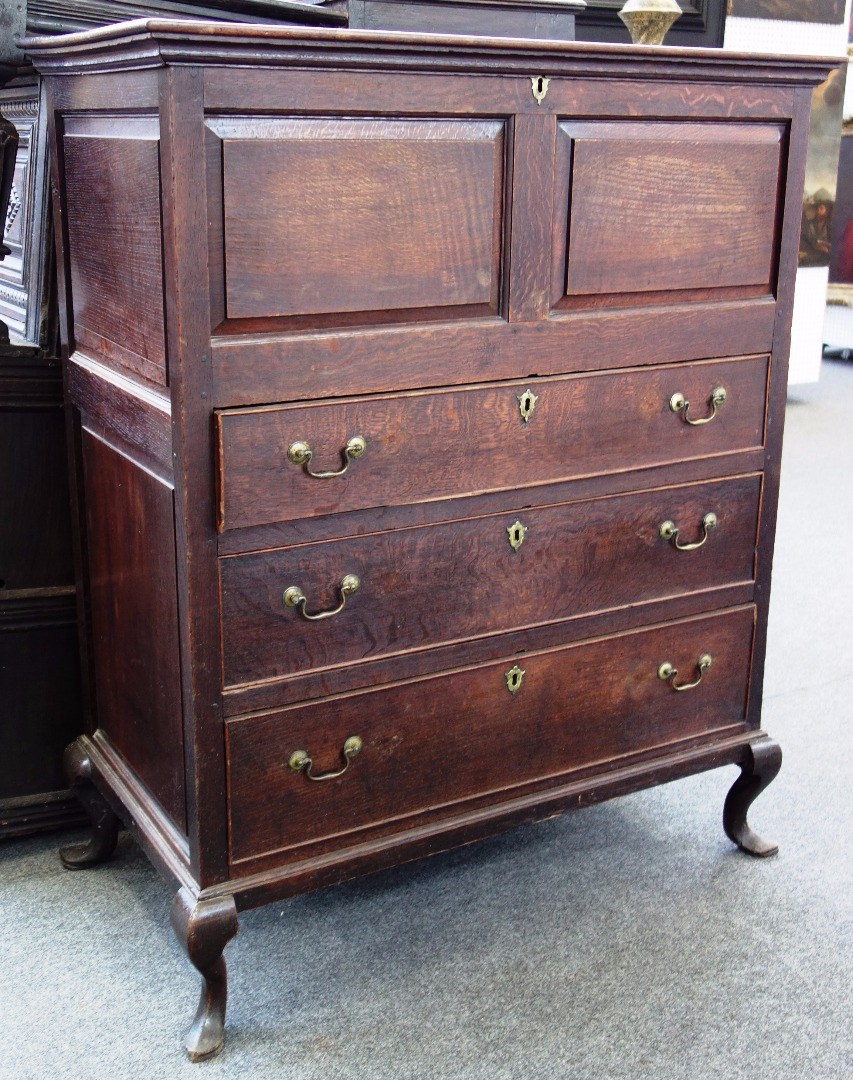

[62,116,167,387]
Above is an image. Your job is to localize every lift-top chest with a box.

[24,20,831,1059]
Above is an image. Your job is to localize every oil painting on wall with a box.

[729,0,844,22]
[800,65,847,267]
[829,125,853,285]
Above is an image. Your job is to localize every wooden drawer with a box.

[216,355,768,533]
[220,473,760,688]
[226,606,755,867]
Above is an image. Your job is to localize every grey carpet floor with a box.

[2,362,852,1080]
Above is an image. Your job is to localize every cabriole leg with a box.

[723,738,783,858]
[59,737,120,869]
[171,887,239,1062]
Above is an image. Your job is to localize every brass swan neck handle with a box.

[288,736,363,781]
[287,435,366,479]
[659,512,718,551]
[283,574,360,621]
[669,386,727,426]
[658,653,713,691]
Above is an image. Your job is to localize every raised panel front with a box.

[213,118,506,325]
[554,121,783,306]
[63,117,167,385]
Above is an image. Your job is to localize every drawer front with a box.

[226,606,755,866]
[220,474,760,688]
[216,356,768,533]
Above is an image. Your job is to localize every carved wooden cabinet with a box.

[25,20,830,1060]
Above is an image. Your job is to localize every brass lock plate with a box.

[505,664,525,694]
[507,520,528,552]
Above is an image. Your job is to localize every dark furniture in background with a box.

[26,18,827,1059]
[0,0,345,840]
[0,5,86,838]
[577,0,725,45]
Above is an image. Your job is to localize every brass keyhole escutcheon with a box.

[517,389,538,423]
[507,520,528,552]
[505,664,525,694]
[531,75,550,105]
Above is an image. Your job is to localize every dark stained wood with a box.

[62,116,167,385]
[0,596,82,797]
[22,22,834,88]
[80,428,186,830]
[24,18,831,1056]
[67,352,173,481]
[0,403,74,589]
[224,732,764,906]
[211,303,778,407]
[217,356,769,532]
[722,736,782,857]
[217,118,505,324]
[58,736,121,868]
[508,112,555,323]
[349,0,580,40]
[746,87,815,732]
[204,69,798,122]
[562,122,783,299]
[222,582,757,717]
[226,606,756,867]
[220,474,761,688]
[217,448,766,556]
[158,64,230,889]
[170,887,239,1062]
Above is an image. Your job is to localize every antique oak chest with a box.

[24,20,831,1060]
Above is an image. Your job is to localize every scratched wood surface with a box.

[226,606,756,866]
[220,118,505,322]
[220,473,761,687]
[63,117,167,387]
[217,356,769,532]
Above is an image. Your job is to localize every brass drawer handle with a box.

[658,653,713,691]
[283,574,360,621]
[287,435,366,478]
[659,512,718,551]
[669,386,727,426]
[289,735,362,781]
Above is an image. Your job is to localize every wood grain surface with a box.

[563,122,783,297]
[217,356,768,532]
[219,118,505,322]
[63,117,167,386]
[226,606,756,865]
[220,473,761,688]
[81,429,186,830]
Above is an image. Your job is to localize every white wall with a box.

[724,5,852,384]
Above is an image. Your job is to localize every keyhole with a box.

[521,399,531,418]
[512,526,521,544]
[531,75,550,105]
[505,664,526,694]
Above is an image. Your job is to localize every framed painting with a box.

[800,65,847,268]
[729,0,845,23]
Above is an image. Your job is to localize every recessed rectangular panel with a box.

[81,430,186,831]
[63,119,166,384]
[561,122,782,298]
[218,118,505,321]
